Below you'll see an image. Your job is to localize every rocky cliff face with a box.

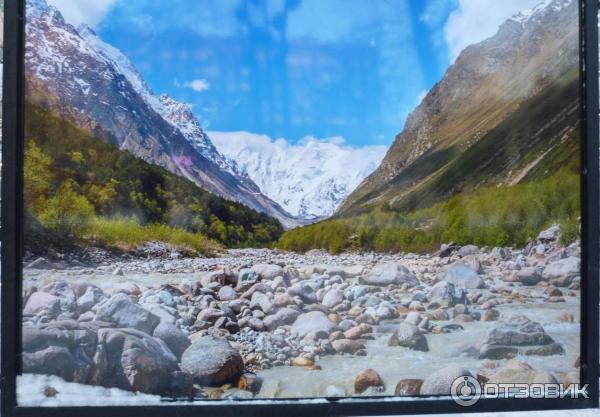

[339,0,579,215]
[24,0,299,228]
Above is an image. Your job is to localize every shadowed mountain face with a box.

[24,0,301,228]
[338,0,579,216]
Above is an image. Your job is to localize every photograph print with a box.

[19,0,584,406]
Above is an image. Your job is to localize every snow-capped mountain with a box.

[209,132,386,219]
[25,0,299,227]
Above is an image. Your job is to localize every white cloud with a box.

[444,0,549,60]
[47,0,118,28]
[181,79,210,92]
[417,90,428,104]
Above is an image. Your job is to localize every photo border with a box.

[2,0,598,416]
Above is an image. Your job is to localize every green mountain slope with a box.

[24,103,284,254]
[277,71,581,254]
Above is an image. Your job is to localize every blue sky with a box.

[48,0,546,147]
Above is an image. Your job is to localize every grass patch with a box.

[85,217,221,256]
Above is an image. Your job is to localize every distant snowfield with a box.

[209,131,387,220]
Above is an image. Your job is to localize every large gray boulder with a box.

[250,291,274,314]
[420,365,473,395]
[443,265,485,289]
[22,320,102,382]
[542,257,580,286]
[515,267,542,286]
[428,281,466,308]
[322,289,344,308]
[359,262,418,287]
[23,291,60,316]
[153,322,191,359]
[288,281,317,304]
[218,286,238,301]
[77,286,104,312]
[181,336,244,386]
[290,311,338,338]
[252,264,283,280]
[475,315,564,359]
[485,359,558,384]
[94,327,191,396]
[236,268,258,291]
[95,293,160,334]
[263,307,301,331]
[387,323,429,352]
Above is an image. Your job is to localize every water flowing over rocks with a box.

[21,225,581,399]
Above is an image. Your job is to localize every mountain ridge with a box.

[210,131,386,219]
[25,0,300,228]
[338,0,578,216]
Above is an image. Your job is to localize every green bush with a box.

[38,180,95,236]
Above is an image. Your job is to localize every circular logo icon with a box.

[451,375,481,407]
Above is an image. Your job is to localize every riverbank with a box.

[20,225,581,404]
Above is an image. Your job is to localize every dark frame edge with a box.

[1,0,598,416]
[580,0,600,409]
[1,0,25,416]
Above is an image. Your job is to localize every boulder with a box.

[218,286,238,301]
[252,264,283,280]
[22,320,102,382]
[153,322,191,359]
[428,281,466,308]
[322,289,344,308]
[331,339,365,354]
[76,286,104,312]
[238,372,263,395]
[387,323,429,352]
[290,311,338,339]
[482,308,500,322]
[538,224,560,242]
[23,291,60,316]
[94,327,190,396]
[140,303,176,324]
[250,292,274,314]
[457,245,479,257]
[443,265,485,289]
[360,262,418,287]
[94,294,160,334]
[200,268,236,288]
[542,257,580,286]
[236,268,259,291]
[354,369,385,394]
[25,257,54,269]
[420,365,473,395]
[484,359,558,385]
[181,336,244,386]
[395,379,423,396]
[288,281,317,304]
[515,267,542,286]
[476,315,564,359]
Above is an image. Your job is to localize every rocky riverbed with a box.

[19,225,583,404]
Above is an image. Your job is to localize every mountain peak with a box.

[509,0,572,25]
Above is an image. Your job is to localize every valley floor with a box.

[19,227,583,405]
